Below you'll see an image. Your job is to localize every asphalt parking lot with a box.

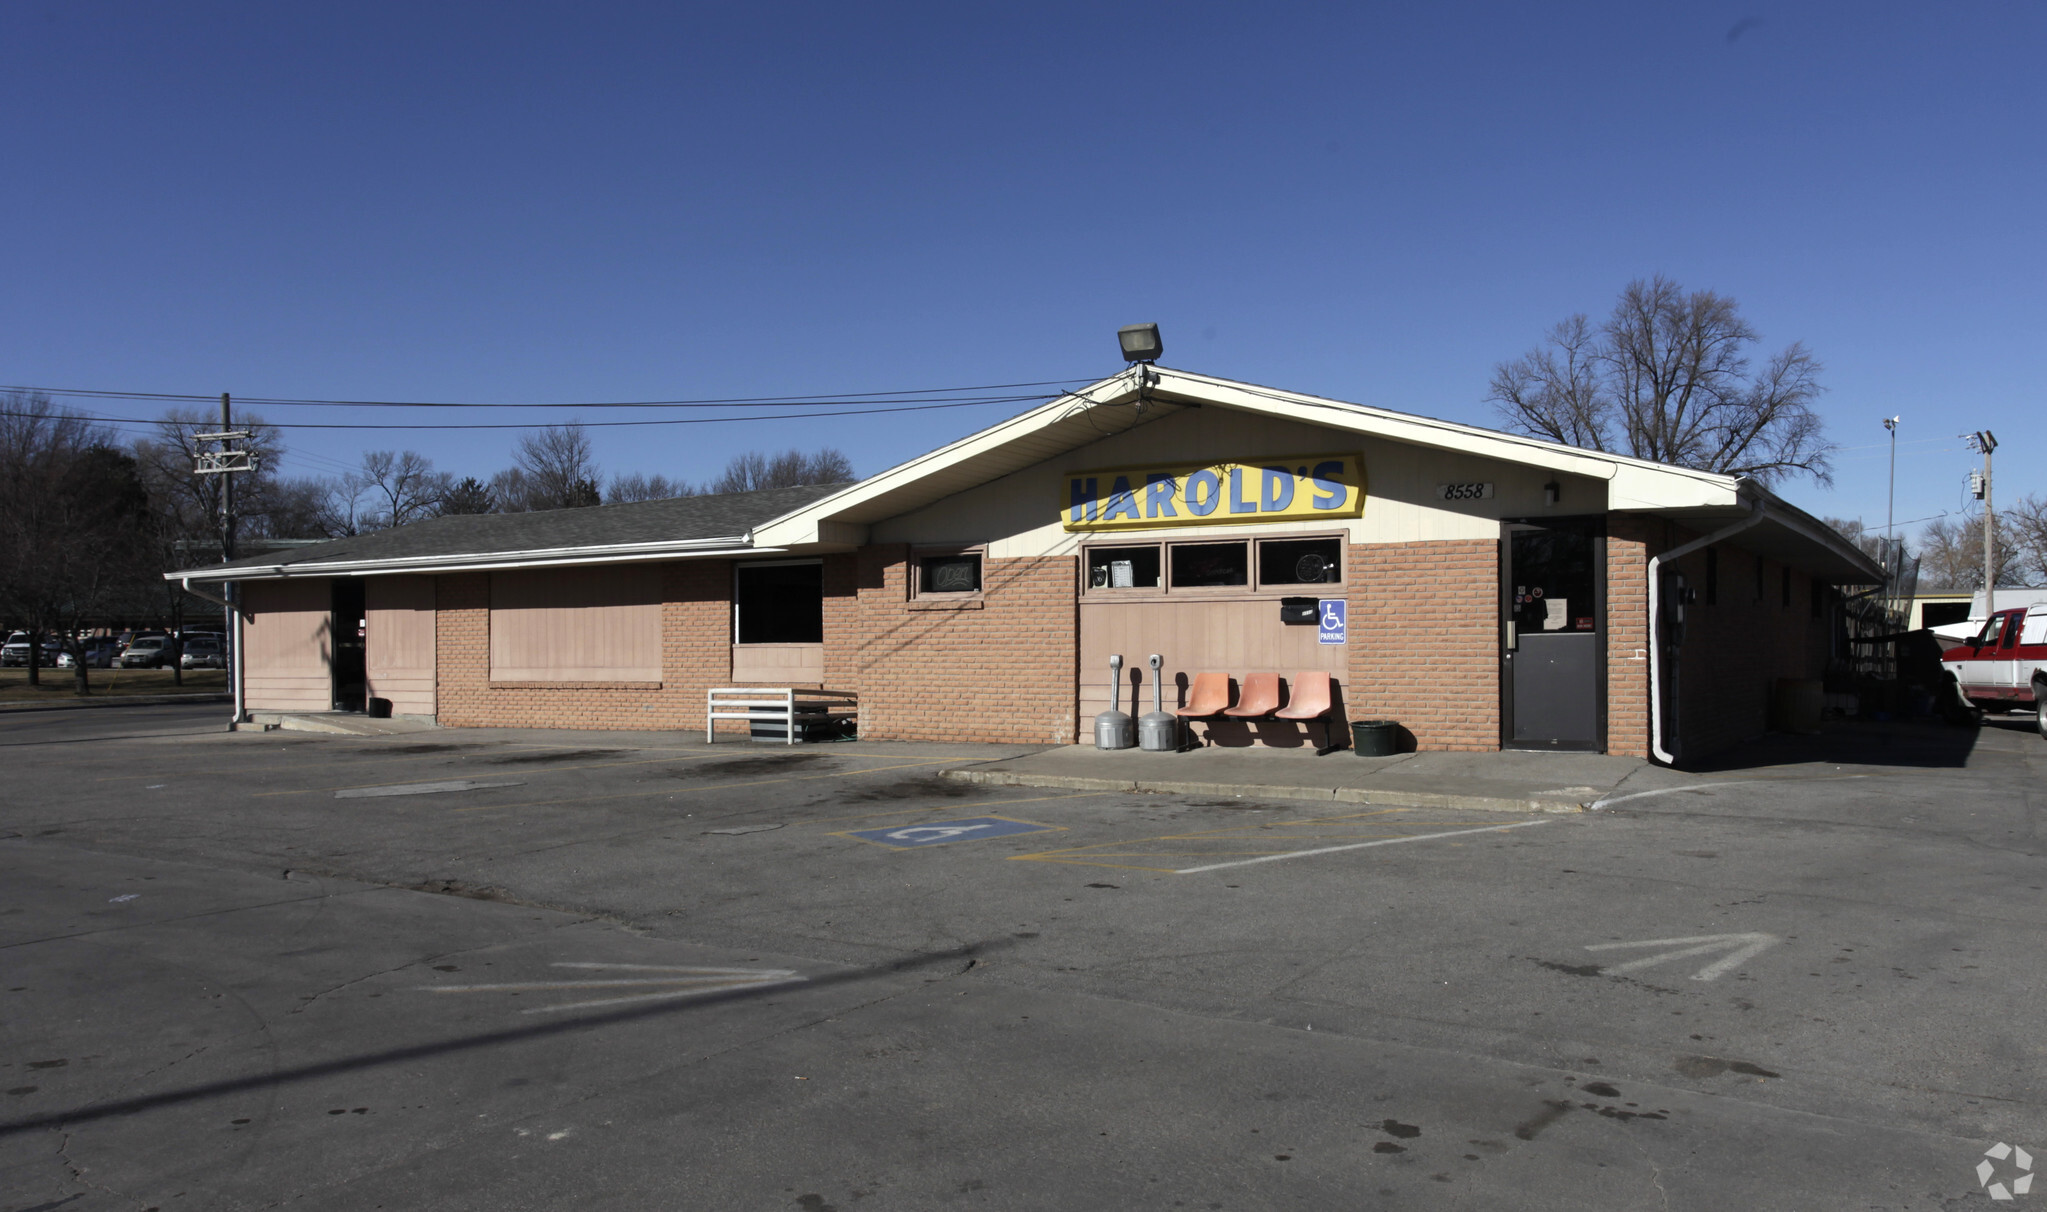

[3,704,2044,1210]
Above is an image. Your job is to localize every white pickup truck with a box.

[1939,604,2047,737]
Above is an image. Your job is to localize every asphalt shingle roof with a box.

[182,481,849,577]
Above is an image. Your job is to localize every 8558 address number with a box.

[1437,482,1495,501]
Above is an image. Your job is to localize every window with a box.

[1087,545,1161,589]
[1169,542,1248,588]
[1704,547,1718,605]
[1258,537,1342,585]
[915,551,982,596]
[1781,566,1792,608]
[735,561,823,643]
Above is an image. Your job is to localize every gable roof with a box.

[168,481,848,581]
[752,366,1881,582]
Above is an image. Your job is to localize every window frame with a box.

[731,557,825,645]
[1079,530,1348,601]
[909,545,986,606]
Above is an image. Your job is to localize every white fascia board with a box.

[166,537,767,582]
[1152,369,1753,500]
[751,369,1146,547]
[754,366,1760,545]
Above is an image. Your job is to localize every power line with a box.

[0,393,1062,431]
[0,377,1096,410]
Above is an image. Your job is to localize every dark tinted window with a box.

[918,554,981,594]
[736,562,823,643]
[1259,538,1342,585]
[1087,545,1161,589]
[1170,543,1248,588]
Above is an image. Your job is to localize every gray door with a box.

[1502,523,1604,750]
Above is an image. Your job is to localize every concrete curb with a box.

[0,693,233,714]
[942,768,1589,814]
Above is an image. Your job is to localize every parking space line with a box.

[1008,808,1556,873]
[1172,821,1553,873]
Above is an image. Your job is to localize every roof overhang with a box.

[166,535,768,582]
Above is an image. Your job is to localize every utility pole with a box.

[194,395,257,729]
[1883,416,1900,573]
[1966,430,1997,618]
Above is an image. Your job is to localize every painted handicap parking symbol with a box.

[839,816,1062,848]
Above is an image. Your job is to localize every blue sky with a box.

[3,1,2040,540]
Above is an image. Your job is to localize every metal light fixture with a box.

[1543,480,1561,507]
[1117,323,1164,363]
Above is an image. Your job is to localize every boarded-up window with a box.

[490,565,661,683]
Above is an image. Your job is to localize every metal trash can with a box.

[1350,720,1399,756]
[1095,653,1136,749]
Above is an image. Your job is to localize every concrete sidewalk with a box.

[942,744,1653,813]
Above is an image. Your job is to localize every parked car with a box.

[118,635,180,668]
[57,637,121,668]
[2,632,62,667]
[179,635,227,669]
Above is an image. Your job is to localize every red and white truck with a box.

[1940,604,2047,737]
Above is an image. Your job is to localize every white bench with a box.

[705,688,857,744]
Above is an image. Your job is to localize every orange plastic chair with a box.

[1275,671,1337,750]
[1174,672,1233,719]
[1223,672,1283,718]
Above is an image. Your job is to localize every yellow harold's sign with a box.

[1062,453,1365,532]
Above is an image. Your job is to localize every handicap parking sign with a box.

[1318,599,1346,645]
[840,816,1061,848]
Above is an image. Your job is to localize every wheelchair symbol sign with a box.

[838,816,1063,849]
[1317,599,1346,645]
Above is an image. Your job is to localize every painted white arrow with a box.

[420,962,803,1013]
[1583,933,1780,982]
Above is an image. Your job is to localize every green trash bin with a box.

[1351,720,1399,756]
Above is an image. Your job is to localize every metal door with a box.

[1502,522,1604,750]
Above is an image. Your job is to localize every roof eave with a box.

[166,534,760,582]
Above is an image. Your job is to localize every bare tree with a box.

[1822,517,1897,567]
[2004,494,2047,586]
[606,472,696,503]
[1489,276,1833,486]
[351,450,449,530]
[509,423,602,510]
[1917,513,2024,592]
[708,448,855,494]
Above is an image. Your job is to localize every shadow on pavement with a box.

[1679,716,1999,773]
[0,939,1010,1139]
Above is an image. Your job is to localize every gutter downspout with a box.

[1648,499,1764,765]
[180,577,245,730]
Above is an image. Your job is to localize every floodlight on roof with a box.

[1117,323,1163,364]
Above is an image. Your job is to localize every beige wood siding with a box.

[242,578,331,711]
[1078,598,1347,743]
[367,575,437,717]
[489,565,661,683]
[730,642,823,685]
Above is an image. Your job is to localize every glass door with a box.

[1502,521,1604,750]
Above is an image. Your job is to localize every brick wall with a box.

[434,562,734,732]
[1346,539,1500,751]
[846,545,1078,744]
[1605,516,1654,758]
